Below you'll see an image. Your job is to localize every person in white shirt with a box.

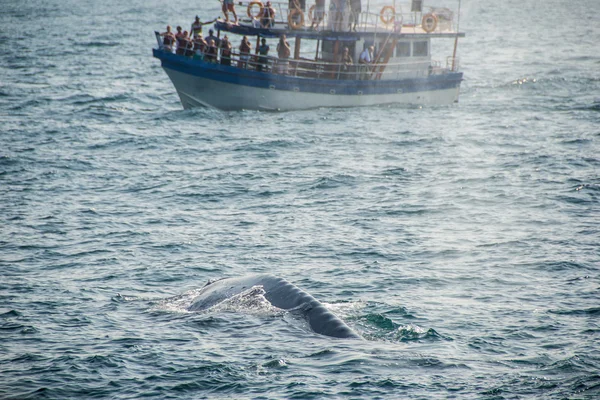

[359,45,374,79]
[359,45,373,63]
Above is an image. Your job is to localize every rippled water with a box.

[1,0,599,398]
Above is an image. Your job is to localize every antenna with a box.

[451,0,462,71]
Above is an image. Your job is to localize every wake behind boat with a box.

[152,0,465,111]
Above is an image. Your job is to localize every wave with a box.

[75,41,121,48]
[307,174,358,190]
[0,310,21,318]
[549,307,600,316]
[532,260,592,272]
[356,310,447,342]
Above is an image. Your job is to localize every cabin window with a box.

[411,0,423,12]
[321,40,335,54]
[396,42,410,57]
[413,41,428,57]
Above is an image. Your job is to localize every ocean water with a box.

[1,0,599,398]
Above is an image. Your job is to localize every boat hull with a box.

[154,50,462,111]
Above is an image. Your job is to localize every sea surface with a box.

[1,0,599,398]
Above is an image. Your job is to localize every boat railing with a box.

[157,40,454,81]
[446,56,459,72]
[231,1,456,34]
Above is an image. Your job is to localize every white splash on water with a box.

[149,288,207,313]
[205,285,284,317]
[151,285,284,317]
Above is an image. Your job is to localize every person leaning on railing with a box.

[205,39,218,63]
[193,35,207,60]
[176,31,192,56]
[238,36,252,69]
[341,47,354,79]
[220,35,232,66]
[160,25,176,52]
[358,45,374,80]
[185,32,196,57]
[175,26,184,54]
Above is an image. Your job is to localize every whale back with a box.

[188,274,361,339]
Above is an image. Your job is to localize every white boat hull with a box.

[153,49,462,111]
[163,67,461,111]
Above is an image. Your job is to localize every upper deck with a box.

[217,0,465,40]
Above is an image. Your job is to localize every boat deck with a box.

[215,1,464,39]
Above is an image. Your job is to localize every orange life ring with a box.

[421,13,438,33]
[380,6,395,25]
[288,8,305,30]
[247,1,264,19]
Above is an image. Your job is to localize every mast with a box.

[294,36,301,59]
[451,0,461,71]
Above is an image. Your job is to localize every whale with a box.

[188,274,361,339]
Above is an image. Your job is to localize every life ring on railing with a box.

[380,6,396,25]
[288,8,305,30]
[421,13,438,33]
[247,1,264,19]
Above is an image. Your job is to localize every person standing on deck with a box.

[288,0,306,28]
[175,29,186,55]
[257,38,270,72]
[260,1,276,28]
[174,26,184,50]
[310,0,326,30]
[288,0,306,11]
[341,47,354,79]
[358,45,374,79]
[191,15,217,38]
[238,36,252,69]
[220,35,232,65]
[180,31,193,57]
[329,0,350,32]
[350,0,361,31]
[204,29,220,47]
[175,26,184,39]
[193,35,207,60]
[222,0,239,24]
[160,26,176,52]
[205,39,218,63]
[276,34,291,74]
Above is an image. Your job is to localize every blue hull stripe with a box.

[153,50,462,96]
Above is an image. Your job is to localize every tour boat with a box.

[152,0,464,111]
